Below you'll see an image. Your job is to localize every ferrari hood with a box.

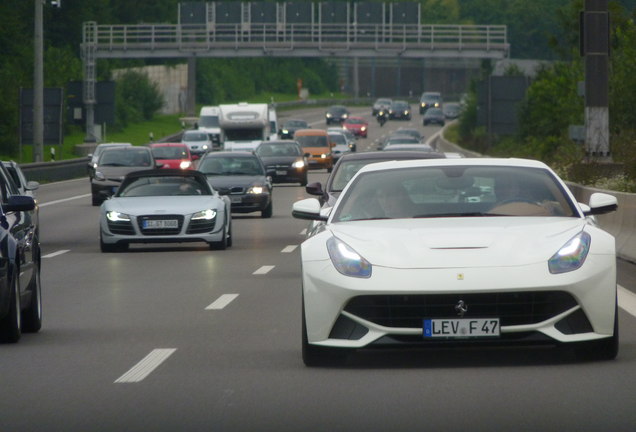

[326,217,587,269]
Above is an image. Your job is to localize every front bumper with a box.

[302,256,617,349]
[228,193,270,213]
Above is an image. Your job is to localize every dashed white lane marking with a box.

[253,265,275,275]
[206,294,239,310]
[42,250,70,259]
[39,194,91,207]
[618,285,636,318]
[281,245,298,253]
[115,349,176,383]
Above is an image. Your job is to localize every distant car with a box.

[372,98,392,116]
[327,130,352,164]
[419,91,442,114]
[181,130,213,156]
[255,140,308,186]
[87,142,132,181]
[294,129,334,172]
[325,105,350,125]
[378,135,421,150]
[99,169,232,252]
[342,117,368,138]
[149,143,195,170]
[393,128,423,142]
[0,163,40,343]
[423,107,446,126]
[91,146,158,206]
[383,143,437,153]
[443,102,462,119]
[388,100,412,120]
[293,158,619,365]
[279,119,309,140]
[198,151,273,218]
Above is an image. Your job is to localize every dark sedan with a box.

[279,119,309,140]
[90,146,159,206]
[388,100,412,120]
[255,140,308,186]
[423,107,446,126]
[198,151,273,218]
[0,163,41,343]
[325,105,350,125]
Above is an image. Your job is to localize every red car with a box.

[149,143,195,170]
[342,116,368,138]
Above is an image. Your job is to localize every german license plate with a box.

[143,219,178,229]
[423,318,500,338]
[230,196,242,203]
[276,170,287,175]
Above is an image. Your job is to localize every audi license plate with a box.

[143,219,178,229]
[423,318,500,338]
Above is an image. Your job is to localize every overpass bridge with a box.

[80,2,509,141]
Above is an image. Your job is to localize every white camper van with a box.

[198,106,222,150]
[219,103,271,152]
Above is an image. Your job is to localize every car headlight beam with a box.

[106,211,131,222]
[192,209,217,220]
[247,186,265,194]
[327,236,372,278]
[548,231,591,274]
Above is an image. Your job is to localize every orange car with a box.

[293,129,334,172]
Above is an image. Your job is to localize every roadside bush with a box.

[114,70,163,130]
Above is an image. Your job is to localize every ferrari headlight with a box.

[292,160,305,168]
[327,237,372,278]
[106,211,131,222]
[192,209,217,220]
[247,185,265,194]
[180,160,192,169]
[548,231,591,274]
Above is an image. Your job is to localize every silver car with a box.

[99,169,232,252]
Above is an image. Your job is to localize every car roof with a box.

[203,151,257,158]
[149,142,187,147]
[294,129,327,136]
[336,150,445,162]
[122,168,207,181]
[356,157,549,175]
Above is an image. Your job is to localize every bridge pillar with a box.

[187,57,197,116]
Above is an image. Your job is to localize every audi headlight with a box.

[248,185,265,194]
[106,211,131,222]
[548,231,591,274]
[292,160,305,169]
[327,237,371,278]
[192,209,217,220]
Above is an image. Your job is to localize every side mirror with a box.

[305,181,324,197]
[292,198,327,221]
[584,192,618,216]
[4,195,35,212]
[25,181,39,191]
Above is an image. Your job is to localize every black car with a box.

[255,140,308,186]
[91,146,159,206]
[198,151,273,218]
[279,119,309,140]
[388,100,412,120]
[423,107,446,126]
[0,163,41,343]
[325,105,350,125]
[372,98,392,116]
[86,142,132,181]
[419,91,443,114]
[306,150,446,209]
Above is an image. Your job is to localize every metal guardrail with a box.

[84,22,509,58]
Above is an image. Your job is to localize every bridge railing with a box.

[84,22,508,55]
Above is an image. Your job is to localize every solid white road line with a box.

[253,265,275,275]
[42,250,70,259]
[115,349,176,383]
[281,245,298,253]
[618,285,636,318]
[38,194,91,207]
[206,294,239,310]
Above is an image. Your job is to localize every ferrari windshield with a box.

[332,165,577,222]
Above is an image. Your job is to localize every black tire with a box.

[22,250,42,333]
[92,194,102,206]
[100,232,127,253]
[300,174,308,187]
[209,224,228,250]
[0,267,21,343]
[575,302,619,361]
[301,298,348,367]
[261,201,273,218]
